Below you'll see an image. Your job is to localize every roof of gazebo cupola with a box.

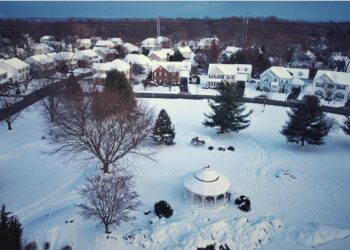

[183,165,231,197]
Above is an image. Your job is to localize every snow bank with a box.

[294,222,350,247]
[124,216,282,249]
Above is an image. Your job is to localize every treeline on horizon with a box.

[1,16,350,54]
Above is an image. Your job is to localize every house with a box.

[151,61,191,85]
[177,46,192,60]
[123,54,151,75]
[123,43,140,54]
[0,67,10,92]
[92,59,131,84]
[197,37,220,50]
[94,40,115,49]
[78,39,92,50]
[259,67,309,93]
[140,36,169,51]
[24,54,56,76]
[40,35,55,44]
[93,47,118,62]
[207,64,252,88]
[0,58,30,83]
[75,49,102,67]
[47,52,78,70]
[90,37,102,47]
[32,43,55,55]
[148,50,168,62]
[108,38,123,47]
[313,70,350,102]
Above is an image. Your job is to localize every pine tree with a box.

[281,95,334,146]
[152,109,176,145]
[341,116,350,135]
[105,69,132,97]
[203,81,252,134]
[169,49,185,62]
[0,204,22,250]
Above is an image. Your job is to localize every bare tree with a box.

[47,91,154,173]
[0,95,22,130]
[38,78,61,123]
[77,171,141,234]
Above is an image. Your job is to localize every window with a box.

[274,78,277,82]
[315,90,323,98]
[327,84,334,89]
[334,93,344,99]
[245,68,248,72]
[316,82,324,88]
[154,72,157,76]
[336,84,346,90]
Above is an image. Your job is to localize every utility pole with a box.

[156,9,160,50]
[241,12,249,48]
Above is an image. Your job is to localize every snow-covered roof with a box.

[178,46,192,54]
[78,49,99,57]
[93,47,118,55]
[93,59,130,72]
[208,64,235,75]
[235,64,252,74]
[108,37,123,45]
[148,50,168,60]
[198,37,220,48]
[268,67,293,79]
[141,36,169,48]
[2,58,29,69]
[0,67,7,75]
[34,43,53,51]
[224,46,241,55]
[151,61,191,73]
[314,70,350,86]
[95,40,115,48]
[291,78,305,86]
[25,54,55,64]
[183,165,231,196]
[160,48,174,56]
[124,54,151,65]
[123,43,140,53]
[286,68,309,79]
[79,38,91,43]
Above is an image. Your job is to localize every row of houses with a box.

[0,58,30,92]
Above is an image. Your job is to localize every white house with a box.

[0,58,30,83]
[207,64,252,88]
[92,59,131,84]
[313,70,350,102]
[75,49,102,67]
[78,39,92,50]
[94,40,115,49]
[40,35,55,44]
[259,66,309,93]
[148,50,168,62]
[177,46,192,60]
[123,43,140,54]
[123,54,151,75]
[47,52,78,70]
[0,67,10,92]
[24,54,56,75]
[108,38,123,47]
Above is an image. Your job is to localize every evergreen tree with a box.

[341,116,350,135]
[169,49,185,62]
[105,69,132,97]
[0,204,22,250]
[203,81,253,134]
[281,95,334,146]
[152,109,176,144]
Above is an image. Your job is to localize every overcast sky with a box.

[1,1,350,22]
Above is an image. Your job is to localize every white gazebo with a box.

[183,165,231,209]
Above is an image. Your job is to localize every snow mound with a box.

[294,222,350,247]
[124,216,282,249]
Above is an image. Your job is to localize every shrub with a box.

[44,242,51,250]
[227,146,235,151]
[154,200,173,218]
[61,245,72,250]
[25,241,38,250]
[235,195,251,212]
[208,146,214,150]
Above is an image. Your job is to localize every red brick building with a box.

[152,66,179,85]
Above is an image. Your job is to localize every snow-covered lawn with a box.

[1,99,350,249]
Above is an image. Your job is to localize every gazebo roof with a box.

[183,165,231,197]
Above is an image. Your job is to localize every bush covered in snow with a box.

[154,200,173,218]
[61,245,72,250]
[24,241,38,250]
[235,195,251,212]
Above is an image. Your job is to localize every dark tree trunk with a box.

[103,163,109,174]
[7,121,12,130]
[104,223,110,234]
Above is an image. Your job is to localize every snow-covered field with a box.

[1,99,350,249]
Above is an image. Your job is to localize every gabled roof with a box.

[3,58,29,69]
[123,43,140,53]
[224,46,241,55]
[151,61,191,73]
[108,37,123,45]
[124,54,151,65]
[268,66,293,79]
[148,50,168,60]
[160,48,174,56]
[78,49,99,57]
[178,46,192,54]
[93,59,130,72]
[208,64,235,75]
[0,67,7,75]
[95,40,114,48]
[25,54,55,64]
[286,68,309,78]
[314,70,350,86]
